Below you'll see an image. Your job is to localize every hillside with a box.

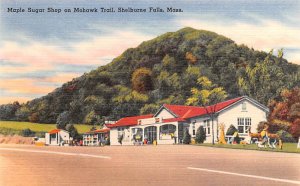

[1,27,299,124]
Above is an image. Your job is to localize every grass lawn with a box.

[0,121,94,134]
[195,143,300,153]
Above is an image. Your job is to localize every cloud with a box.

[0,29,153,104]
[177,18,300,64]
[0,96,32,105]
[0,78,55,95]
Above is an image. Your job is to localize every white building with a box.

[45,129,70,146]
[107,96,269,145]
[82,128,110,146]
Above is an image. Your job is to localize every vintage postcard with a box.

[0,0,299,185]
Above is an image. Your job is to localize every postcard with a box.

[0,0,299,185]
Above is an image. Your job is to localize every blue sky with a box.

[0,0,299,104]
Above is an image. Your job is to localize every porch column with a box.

[56,133,58,145]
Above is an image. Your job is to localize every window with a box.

[159,124,176,140]
[203,119,211,135]
[160,124,176,134]
[242,102,247,111]
[237,117,251,134]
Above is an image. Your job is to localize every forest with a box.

[0,27,299,137]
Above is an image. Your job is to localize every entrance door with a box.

[144,126,157,144]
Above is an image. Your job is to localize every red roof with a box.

[85,128,110,134]
[163,97,243,119]
[49,129,61,134]
[106,114,153,128]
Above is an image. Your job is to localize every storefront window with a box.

[159,124,176,140]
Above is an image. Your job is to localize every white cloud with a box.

[0,29,153,104]
[177,19,300,65]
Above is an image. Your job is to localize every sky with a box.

[0,0,300,104]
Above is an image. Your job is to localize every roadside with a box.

[194,143,300,153]
[0,134,34,145]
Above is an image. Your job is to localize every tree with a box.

[131,68,153,93]
[56,111,70,129]
[29,112,39,123]
[195,126,206,143]
[186,76,227,144]
[140,104,160,115]
[183,128,191,144]
[66,124,80,140]
[185,52,197,65]
[268,87,300,138]
[15,106,30,121]
[84,110,98,125]
[186,76,227,106]
[0,101,20,120]
[237,50,289,104]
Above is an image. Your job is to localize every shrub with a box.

[195,126,206,143]
[183,128,191,144]
[234,133,241,144]
[277,130,297,143]
[226,124,237,135]
[20,128,35,137]
[0,127,20,136]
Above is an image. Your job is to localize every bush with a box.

[0,127,20,136]
[20,128,35,137]
[195,126,206,143]
[226,124,237,135]
[183,128,191,144]
[277,130,297,143]
[234,133,241,144]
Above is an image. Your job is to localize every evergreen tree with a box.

[195,126,206,143]
[183,128,191,144]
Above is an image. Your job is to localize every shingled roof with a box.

[162,97,243,119]
[106,114,153,128]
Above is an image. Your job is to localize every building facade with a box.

[82,128,110,146]
[106,96,269,145]
[45,129,70,146]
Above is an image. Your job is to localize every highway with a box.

[0,144,299,186]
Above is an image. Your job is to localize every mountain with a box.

[1,27,299,124]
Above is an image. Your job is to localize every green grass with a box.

[195,143,300,153]
[0,121,94,134]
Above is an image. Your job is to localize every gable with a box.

[217,97,269,114]
[155,108,176,119]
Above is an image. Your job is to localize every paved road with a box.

[0,144,299,186]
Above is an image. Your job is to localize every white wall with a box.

[190,99,268,143]
[156,108,175,119]
[110,128,119,145]
[60,130,69,141]
[110,127,132,145]
[45,133,50,145]
[218,100,267,135]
